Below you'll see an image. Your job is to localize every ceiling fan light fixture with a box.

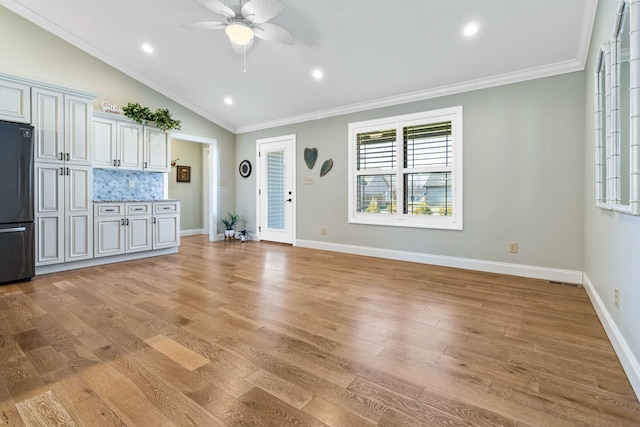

[225,22,254,46]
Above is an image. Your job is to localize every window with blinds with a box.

[348,106,463,230]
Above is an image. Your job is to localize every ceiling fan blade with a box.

[197,0,235,18]
[182,21,228,30]
[253,22,294,45]
[241,0,284,24]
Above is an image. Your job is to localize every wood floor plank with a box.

[144,334,210,371]
[0,235,635,426]
[15,390,78,427]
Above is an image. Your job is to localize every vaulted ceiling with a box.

[1,0,597,133]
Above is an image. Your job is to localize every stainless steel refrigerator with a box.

[0,120,34,284]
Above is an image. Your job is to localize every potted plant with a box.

[238,229,250,242]
[219,211,242,239]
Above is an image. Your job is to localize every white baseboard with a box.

[181,228,205,237]
[295,239,584,284]
[583,274,640,400]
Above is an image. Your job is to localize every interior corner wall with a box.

[235,71,586,272]
[583,0,640,384]
[0,5,236,219]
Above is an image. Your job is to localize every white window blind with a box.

[266,150,285,230]
[348,106,463,230]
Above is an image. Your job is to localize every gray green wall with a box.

[584,1,640,370]
[236,72,586,270]
[0,6,236,222]
[168,139,204,232]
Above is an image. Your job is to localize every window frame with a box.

[348,106,463,230]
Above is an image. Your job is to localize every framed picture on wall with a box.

[177,165,191,183]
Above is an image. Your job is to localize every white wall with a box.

[236,72,586,273]
[583,0,640,395]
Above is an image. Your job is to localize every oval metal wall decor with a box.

[304,147,318,169]
[239,160,252,178]
[320,158,333,177]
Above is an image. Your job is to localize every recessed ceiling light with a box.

[464,23,479,37]
[224,97,233,105]
[312,69,323,80]
[141,43,154,54]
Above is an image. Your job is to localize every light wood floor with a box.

[0,235,639,426]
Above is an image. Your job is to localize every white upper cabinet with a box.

[0,79,30,123]
[118,121,144,170]
[65,95,92,165]
[32,88,64,163]
[93,112,170,172]
[32,87,93,165]
[93,117,117,168]
[144,127,170,172]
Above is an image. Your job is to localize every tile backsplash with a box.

[93,169,164,200]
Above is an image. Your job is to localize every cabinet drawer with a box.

[126,203,151,216]
[94,203,124,217]
[153,202,180,214]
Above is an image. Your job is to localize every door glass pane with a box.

[404,172,452,216]
[267,150,285,230]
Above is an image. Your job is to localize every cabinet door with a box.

[118,122,143,170]
[93,118,117,168]
[153,214,180,249]
[65,95,92,165]
[35,163,64,265]
[32,88,64,163]
[144,127,170,172]
[94,217,125,257]
[0,80,30,123]
[65,166,93,261]
[127,216,152,253]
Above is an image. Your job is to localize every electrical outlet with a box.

[321,227,327,236]
[128,179,134,188]
[615,288,620,309]
[509,242,518,253]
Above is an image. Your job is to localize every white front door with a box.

[257,135,296,244]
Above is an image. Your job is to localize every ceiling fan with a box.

[185,0,294,53]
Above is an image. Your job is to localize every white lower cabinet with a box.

[35,163,93,265]
[94,201,179,258]
[153,202,180,249]
[94,203,153,257]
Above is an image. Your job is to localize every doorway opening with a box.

[167,132,217,241]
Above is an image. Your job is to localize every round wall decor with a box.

[239,160,252,178]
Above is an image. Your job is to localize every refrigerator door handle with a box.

[0,227,26,233]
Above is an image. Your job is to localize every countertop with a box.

[93,199,180,203]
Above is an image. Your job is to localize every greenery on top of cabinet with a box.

[122,102,182,131]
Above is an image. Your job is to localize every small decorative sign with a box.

[177,165,191,183]
[100,101,124,114]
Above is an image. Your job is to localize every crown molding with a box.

[236,58,585,134]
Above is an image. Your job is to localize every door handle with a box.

[59,152,64,161]
[59,167,64,176]
[0,227,26,233]
[66,153,70,161]
[66,168,70,176]
[153,217,157,224]
[125,218,129,226]
[113,160,117,167]
[285,198,292,202]
[117,160,121,166]
[121,219,125,226]
[144,161,148,168]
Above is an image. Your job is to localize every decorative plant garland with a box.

[122,102,182,131]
